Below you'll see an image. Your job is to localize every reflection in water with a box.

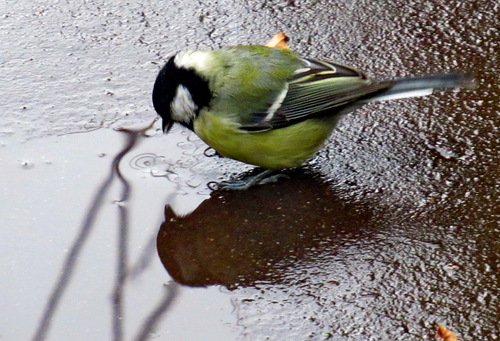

[157,170,378,288]
[133,282,179,341]
[32,129,138,341]
[32,123,179,341]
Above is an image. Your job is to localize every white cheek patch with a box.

[170,85,198,124]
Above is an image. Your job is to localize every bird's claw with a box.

[207,170,289,191]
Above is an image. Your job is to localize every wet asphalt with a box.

[0,0,498,340]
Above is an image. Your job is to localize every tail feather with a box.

[367,73,475,103]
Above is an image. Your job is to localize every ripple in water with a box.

[128,150,214,193]
[129,153,168,170]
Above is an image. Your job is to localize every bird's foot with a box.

[208,170,289,191]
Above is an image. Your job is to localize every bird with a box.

[152,36,473,189]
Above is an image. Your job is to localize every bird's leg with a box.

[213,169,289,190]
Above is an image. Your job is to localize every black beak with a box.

[162,119,173,133]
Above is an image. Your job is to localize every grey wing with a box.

[240,58,390,131]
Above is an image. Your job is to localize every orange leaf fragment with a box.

[265,32,289,49]
[437,324,458,341]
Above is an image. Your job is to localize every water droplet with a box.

[177,141,194,150]
[434,145,459,159]
[166,173,180,183]
[21,160,34,169]
[154,155,167,164]
[151,168,169,177]
[186,179,201,188]
[177,158,197,168]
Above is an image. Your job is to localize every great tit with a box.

[152,44,472,187]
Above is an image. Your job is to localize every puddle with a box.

[0,127,245,340]
[1,0,498,340]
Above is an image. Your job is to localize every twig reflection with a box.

[32,129,138,341]
[111,128,136,341]
[133,282,179,341]
[33,120,179,341]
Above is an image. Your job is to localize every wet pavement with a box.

[1,0,498,340]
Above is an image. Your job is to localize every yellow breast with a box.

[194,112,338,169]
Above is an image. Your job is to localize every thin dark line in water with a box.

[109,120,159,340]
[133,282,180,341]
[126,234,158,279]
[126,193,175,280]
[111,130,138,341]
[32,131,139,341]
[32,120,157,341]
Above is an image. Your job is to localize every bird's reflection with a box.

[157,170,378,288]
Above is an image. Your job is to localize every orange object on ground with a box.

[437,324,459,341]
[265,32,289,49]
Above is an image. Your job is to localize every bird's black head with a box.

[152,54,212,132]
